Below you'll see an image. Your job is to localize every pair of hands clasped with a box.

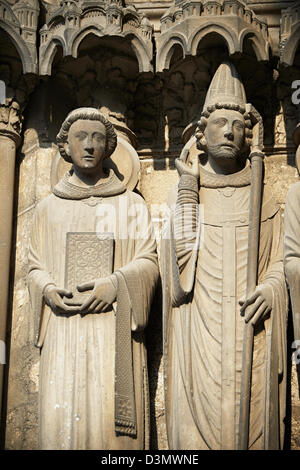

[175,153,273,327]
[44,277,117,316]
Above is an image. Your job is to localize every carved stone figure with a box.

[162,62,288,450]
[284,123,300,355]
[27,107,159,449]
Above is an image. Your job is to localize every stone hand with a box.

[239,284,273,326]
[175,150,199,179]
[44,285,79,315]
[77,276,117,314]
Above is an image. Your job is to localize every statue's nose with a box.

[84,135,94,151]
[224,129,234,141]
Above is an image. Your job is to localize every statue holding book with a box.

[27,107,159,449]
[162,62,288,450]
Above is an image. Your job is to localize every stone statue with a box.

[162,62,288,450]
[27,107,159,450]
[284,124,300,363]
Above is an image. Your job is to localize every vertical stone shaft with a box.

[0,131,19,430]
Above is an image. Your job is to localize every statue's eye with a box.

[212,118,227,126]
[93,133,105,142]
[233,121,244,130]
[75,132,87,140]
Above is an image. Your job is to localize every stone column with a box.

[0,104,21,433]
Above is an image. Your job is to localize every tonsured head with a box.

[56,107,117,167]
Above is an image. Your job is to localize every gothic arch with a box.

[156,33,187,72]
[39,37,66,75]
[70,26,152,73]
[122,11,140,26]
[47,14,64,30]
[239,29,269,61]
[281,24,300,66]
[188,23,238,56]
[81,6,107,18]
[125,32,153,73]
[0,20,36,74]
[71,25,106,58]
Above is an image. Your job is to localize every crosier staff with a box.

[238,105,264,450]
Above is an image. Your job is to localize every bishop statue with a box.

[162,62,287,450]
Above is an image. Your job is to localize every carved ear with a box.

[197,137,207,152]
[196,131,207,152]
[64,142,70,157]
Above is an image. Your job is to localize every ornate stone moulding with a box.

[280,1,300,66]
[156,0,270,72]
[0,0,39,74]
[39,0,153,75]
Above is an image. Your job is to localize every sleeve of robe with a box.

[28,194,159,345]
[115,193,159,332]
[27,201,55,348]
[160,174,200,438]
[163,174,200,308]
[283,182,300,445]
[260,198,288,449]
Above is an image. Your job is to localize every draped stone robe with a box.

[28,170,159,450]
[284,182,300,345]
[162,164,287,450]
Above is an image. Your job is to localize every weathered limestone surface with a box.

[5,144,300,450]
[2,0,300,451]
[5,131,53,450]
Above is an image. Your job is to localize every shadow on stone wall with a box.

[146,276,165,449]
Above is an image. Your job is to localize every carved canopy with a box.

[39,0,153,75]
[280,1,300,67]
[156,0,271,72]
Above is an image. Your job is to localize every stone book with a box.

[64,232,114,306]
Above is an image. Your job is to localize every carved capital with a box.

[0,101,22,147]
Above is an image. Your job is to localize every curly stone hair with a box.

[56,107,117,163]
[195,103,253,154]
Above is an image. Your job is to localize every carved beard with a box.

[206,142,241,160]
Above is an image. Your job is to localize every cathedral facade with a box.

[0,0,300,449]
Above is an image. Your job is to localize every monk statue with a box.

[162,62,288,450]
[27,107,159,449]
